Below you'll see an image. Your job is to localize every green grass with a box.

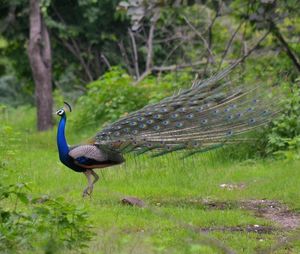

[2,107,300,253]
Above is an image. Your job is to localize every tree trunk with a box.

[28,0,53,131]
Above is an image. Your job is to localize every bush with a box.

[73,66,192,130]
[74,67,147,129]
[219,79,300,160]
[0,184,94,253]
[265,80,300,157]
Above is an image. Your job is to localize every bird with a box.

[55,61,279,197]
[56,102,124,197]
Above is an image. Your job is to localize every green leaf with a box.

[16,193,29,204]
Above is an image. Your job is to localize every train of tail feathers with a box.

[56,59,280,197]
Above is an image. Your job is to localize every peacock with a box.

[55,61,279,197]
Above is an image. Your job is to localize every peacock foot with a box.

[82,185,93,198]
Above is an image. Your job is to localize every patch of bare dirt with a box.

[200,199,300,230]
[200,225,276,234]
[240,200,300,230]
[151,198,238,209]
[150,198,300,231]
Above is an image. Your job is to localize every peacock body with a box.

[56,62,279,197]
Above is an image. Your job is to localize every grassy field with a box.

[2,107,300,253]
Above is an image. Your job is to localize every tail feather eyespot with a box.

[160,108,169,113]
[196,106,204,112]
[147,119,154,124]
[153,114,162,119]
[153,125,160,130]
[249,118,256,124]
[130,121,137,126]
[186,113,194,119]
[227,130,233,136]
[176,122,184,128]
[171,113,179,119]
[139,124,146,129]
[162,120,170,125]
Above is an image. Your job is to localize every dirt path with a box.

[241,200,300,230]
[149,198,300,231]
[202,199,300,230]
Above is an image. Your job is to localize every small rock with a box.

[121,196,145,207]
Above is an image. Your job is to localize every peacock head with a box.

[56,102,72,117]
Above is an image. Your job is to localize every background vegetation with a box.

[0,0,300,253]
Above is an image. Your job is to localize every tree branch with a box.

[270,21,300,73]
[182,15,215,64]
[118,40,134,76]
[0,4,16,33]
[133,60,207,85]
[70,38,94,82]
[101,53,111,69]
[145,9,160,71]
[128,29,140,78]
[205,1,223,76]
[152,60,207,72]
[218,21,244,70]
[52,6,94,81]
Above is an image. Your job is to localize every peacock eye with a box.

[56,109,64,115]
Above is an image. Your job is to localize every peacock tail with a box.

[94,63,280,157]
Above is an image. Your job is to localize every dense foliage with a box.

[266,81,300,158]
[73,66,192,129]
[0,124,94,253]
[1,0,299,105]
[1,0,299,154]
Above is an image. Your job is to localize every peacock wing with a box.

[69,145,109,166]
[94,64,280,156]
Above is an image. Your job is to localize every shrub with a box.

[73,66,192,130]
[218,79,300,160]
[0,183,94,253]
[74,67,147,129]
[265,81,300,157]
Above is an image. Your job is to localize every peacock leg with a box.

[82,170,100,197]
[82,170,93,197]
[90,170,99,186]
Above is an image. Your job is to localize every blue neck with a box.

[57,114,70,158]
